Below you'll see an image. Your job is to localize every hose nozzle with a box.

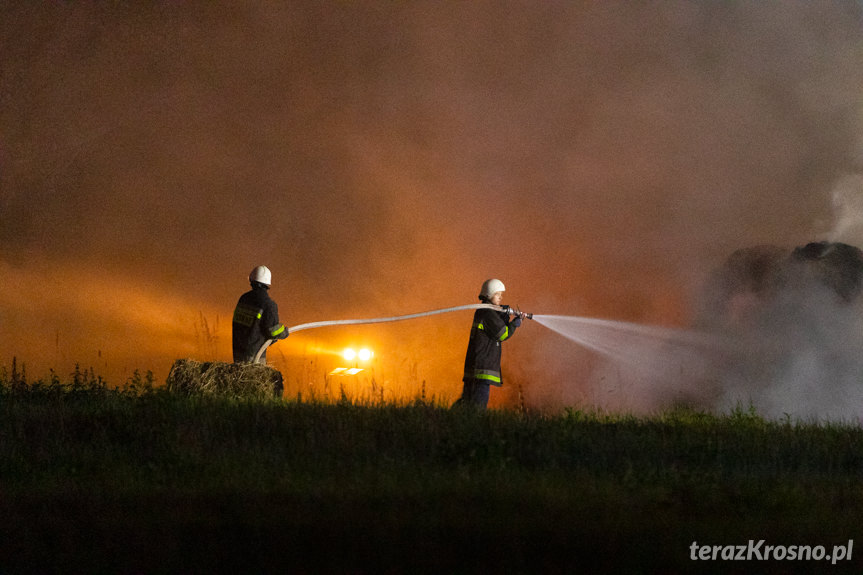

[504,306,533,320]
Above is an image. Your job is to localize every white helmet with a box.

[249,265,272,286]
[480,278,505,299]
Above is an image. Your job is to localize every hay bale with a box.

[166,359,282,399]
[706,241,863,315]
[790,241,863,302]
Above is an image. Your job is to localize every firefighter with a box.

[454,278,525,409]
[232,265,288,396]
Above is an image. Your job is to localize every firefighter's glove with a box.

[511,316,522,328]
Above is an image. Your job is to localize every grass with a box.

[1,366,862,573]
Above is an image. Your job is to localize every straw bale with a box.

[166,359,281,399]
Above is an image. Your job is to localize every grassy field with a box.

[1,369,862,573]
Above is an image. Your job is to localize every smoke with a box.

[696,244,863,421]
[517,238,863,422]
[2,3,863,407]
[679,155,863,420]
[828,175,863,245]
[731,291,863,421]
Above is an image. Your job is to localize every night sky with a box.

[2,2,862,407]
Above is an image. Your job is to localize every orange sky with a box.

[2,2,862,408]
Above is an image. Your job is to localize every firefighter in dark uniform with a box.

[454,278,525,409]
[232,265,288,397]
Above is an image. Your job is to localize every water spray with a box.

[251,301,723,413]
[253,303,534,362]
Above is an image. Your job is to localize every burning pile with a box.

[693,241,863,419]
[703,241,863,326]
[166,359,281,399]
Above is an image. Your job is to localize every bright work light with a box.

[343,347,373,362]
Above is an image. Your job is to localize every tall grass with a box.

[1,362,861,573]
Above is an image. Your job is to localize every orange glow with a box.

[5,2,856,412]
[0,260,221,385]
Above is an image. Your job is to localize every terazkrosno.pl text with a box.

[690,540,853,564]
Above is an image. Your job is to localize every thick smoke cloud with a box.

[687,239,863,421]
[2,3,862,411]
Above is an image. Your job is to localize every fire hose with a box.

[252,303,533,363]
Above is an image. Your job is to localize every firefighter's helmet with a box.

[480,278,505,299]
[249,265,272,286]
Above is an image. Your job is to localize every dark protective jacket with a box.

[232,284,288,363]
[462,306,518,386]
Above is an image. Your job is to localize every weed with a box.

[2,359,862,572]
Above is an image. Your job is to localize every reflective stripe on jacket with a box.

[462,307,517,387]
[232,285,287,363]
